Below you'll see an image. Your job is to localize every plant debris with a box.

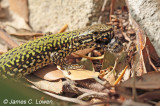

[0,0,160,105]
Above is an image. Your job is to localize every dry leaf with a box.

[145,37,159,63]
[101,67,116,85]
[102,51,116,69]
[9,0,29,23]
[78,58,95,71]
[33,64,64,81]
[119,72,160,90]
[138,90,160,101]
[63,69,99,80]
[105,71,115,85]
[69,47,95,58]
[25,75,63,94]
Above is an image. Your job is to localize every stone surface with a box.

[28,0,126,33]
[28,0,105,33]
[127,0,160,56]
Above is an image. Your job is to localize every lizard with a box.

[0,24,122,79]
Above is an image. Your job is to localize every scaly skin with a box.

[0,24,119,78]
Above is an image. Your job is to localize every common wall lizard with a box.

[0,24,122,79]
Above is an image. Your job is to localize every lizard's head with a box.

[78,24,114,45]
[90,24,123,53]
[77,24,123,53]
[90,24,114,45]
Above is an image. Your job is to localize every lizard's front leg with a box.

[50,51,72,75]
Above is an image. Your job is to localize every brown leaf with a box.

[102,51,116,69]
[63,69,99,80]
[104,71,115,85]
[145,37,159,64]
[33,64,64,81]
[138,90,160,101]
[119,72,160,90]
[9,0,29,23]
[69,47,95,58]
[25,75,63,94]
[78,58,95,71]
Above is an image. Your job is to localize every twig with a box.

[30,85,88,105]
[10,33,43,37]
[132,56,138,101]
[113,65,128,86]
[104,57,118,79]
[98,0,108,23]
[110,0,116,21]
[126,41,133,52]
[94,77,107,85]
[111,58,118,73]
[101,0,108,12]
[122,32,131,42]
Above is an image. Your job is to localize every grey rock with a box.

[128,0,160,56]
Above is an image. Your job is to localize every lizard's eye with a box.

[93,31,99,35]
